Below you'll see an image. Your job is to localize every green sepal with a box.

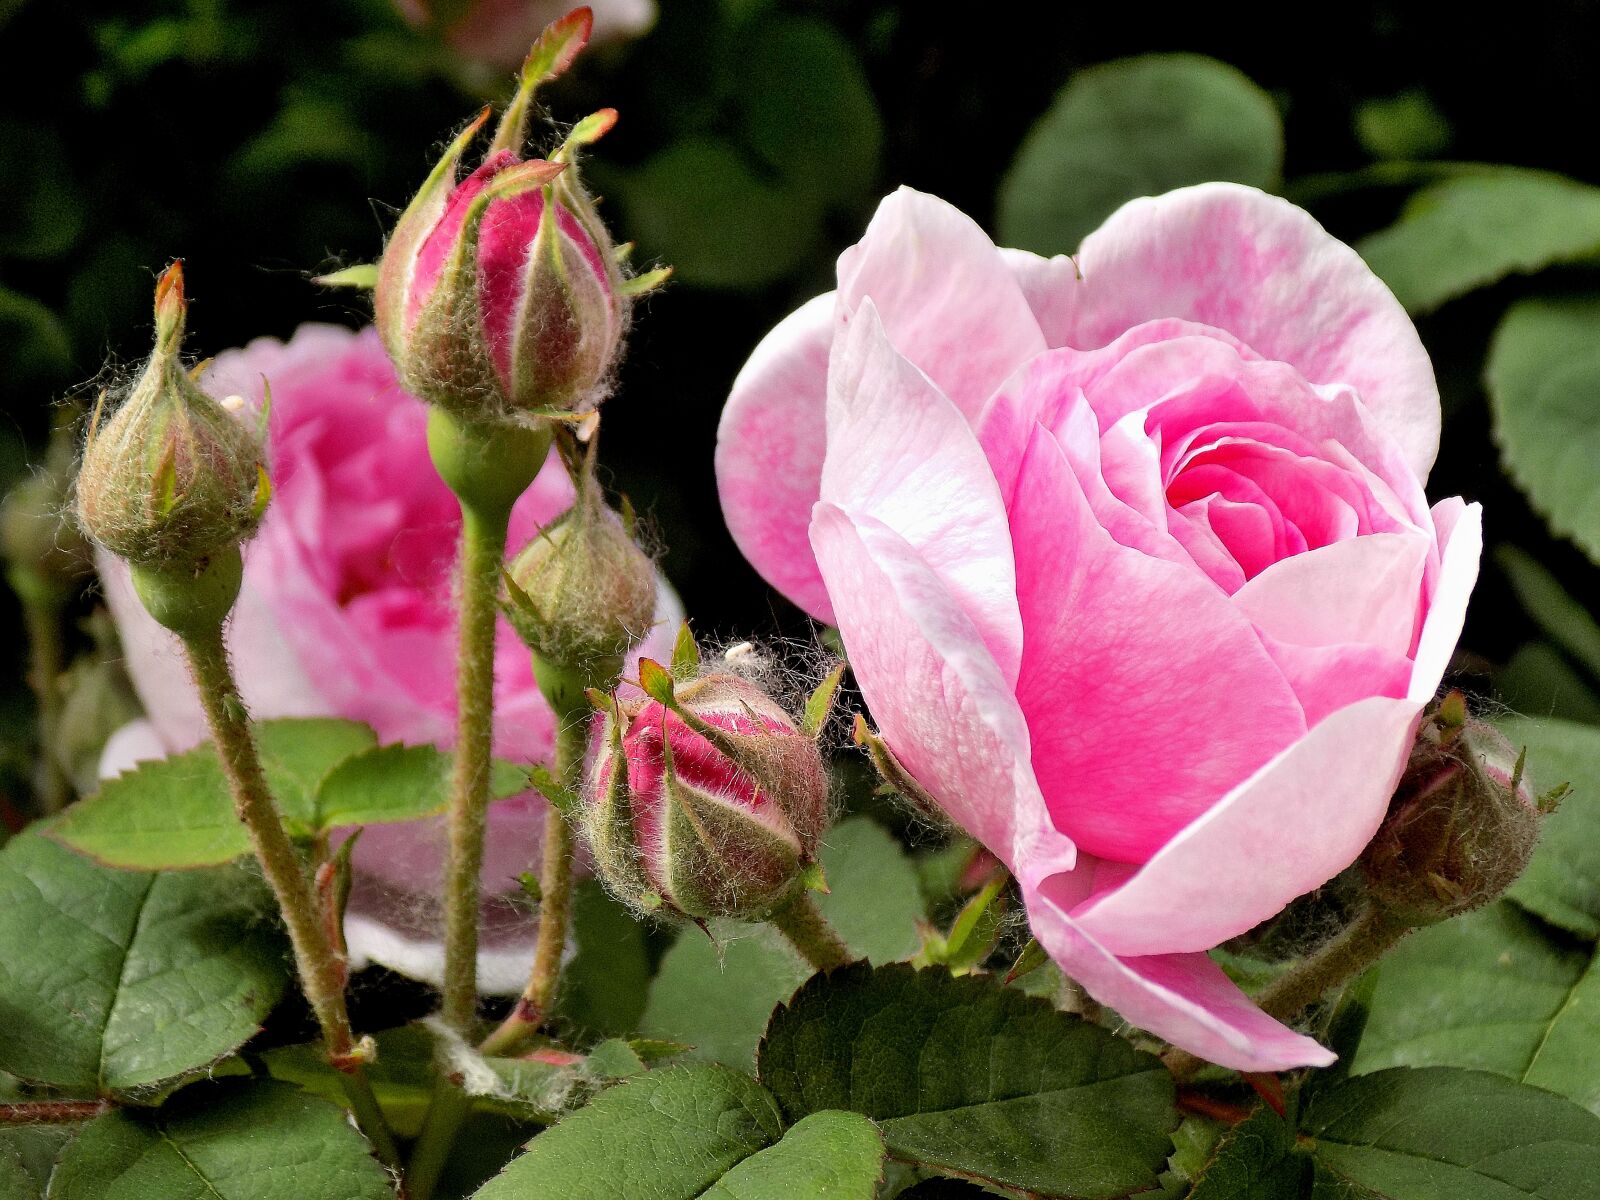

[313,263,378,289]
[670,622,701,680]
[801,661,846,738]
[639,657,678,705]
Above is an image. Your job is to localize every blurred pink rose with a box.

[716,184,1480,1070]
[396,0,654,69]
[100,323,679,992]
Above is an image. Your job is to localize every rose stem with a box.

[768,890,853,972]
[181,622,398,1167]
[20,591,69,813]
[1164,902,1415,1081]
[478,713,584,1058]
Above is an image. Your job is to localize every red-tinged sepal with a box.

[491,7,596,155]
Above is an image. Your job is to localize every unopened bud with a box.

[504,489,656,687]
[74,263,268,571]
[581,670,830,921]
[372,9,651,425]
[1361,697,1547,926]
[1,411,89,606]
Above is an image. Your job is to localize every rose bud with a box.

[372,9,660,425]
[2,408,90,608]
[74,263,268,578]
[1361,694,1553,926]
[582,663,831,921]
[504,477,657,694]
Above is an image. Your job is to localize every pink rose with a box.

[100,323,679,991]
[716,185,1481,1070]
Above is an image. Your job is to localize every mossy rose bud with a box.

[504,488,656,683]
[74,263,268,570]
[583,671,830,921]
[1361,695,1548,926]
[373,9,634,424]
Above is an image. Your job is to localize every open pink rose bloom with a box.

[717,183,1481,1069]
[100,324,679,991]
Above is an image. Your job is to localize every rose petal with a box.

[823,301,1022,682]
[837,187,1046,422]
[809,503,1074,879]
[1026,875,1335,1071]
[1409,499,1483,700]
[1072,695,1423,955]
[1071,183,1440,481]
[714,291,836,621]
[1009,424,1305,862]
[998,246,1081,348]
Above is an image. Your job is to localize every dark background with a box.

[4,0,1600,773]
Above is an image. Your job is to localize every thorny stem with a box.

[768,890,853,973]
[1165,902,1415,1081]
[21,594,69,813]
[478,715,585,1058]
[438,504,512,1037]
[181,624,398,1168]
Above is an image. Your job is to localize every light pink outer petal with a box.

[1026,879,1335,1071]
[1071,183,1440,481]
[714,291,837,622]
[998,247,1080,348]
[822,301,1023,682]
[1409,500,1483,701]
[837,187,1046,422]
[343,910,543,995]
[96,719,167,779]
[1072,695,1423,956]
[809,503,1075,880]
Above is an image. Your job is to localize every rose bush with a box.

[717,184,1481,1069]
[100,323,678,991]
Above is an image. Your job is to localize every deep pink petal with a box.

[1071,183,1440,480]
[809,504,1075,880]
[714,292,836,621]
[1258,638,1414,726]
[837,187,1045,422]
[1026,875,1335,1070]
[1072,696,1423,955]
[1409,500,1483,700]
[822,301,1022,682]
[1010,425,1305,862]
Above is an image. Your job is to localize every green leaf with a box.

[1354,903,1600,1115]
[1302,1067,1600,1197]
[757,963,1177,1198]
[555,880,652,1038]
[1497,546,1600,681]
[264,1024,438,1138]
[997,54,1282,255]
[47,1081,396,1199]
[471,1066,783,1199]
[1359,172,1600,313]
[1188,1104,1306,1198]
[0,832,287,1095]
[613,139,824,289]
[640,818,923,1066]
[701,1110,883,1199]
[53,720,525,870]
[735,16,881,204]
[1486,297,1600,565]
[1354,89,1452,162]
[1499,717,1600,939]
[0,1126,72,1199]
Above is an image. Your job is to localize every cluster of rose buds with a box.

[1360,691,1558,926]
[579,645,834,922]
[372,8,663,428]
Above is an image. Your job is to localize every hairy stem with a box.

[769,890,853,973]
[439,505,512,1036]
[405,1078,471,1200]
[0,1100,110,1125]
[21,594,69,814]
[182,624,398,1167]
[478,715,585,1058]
